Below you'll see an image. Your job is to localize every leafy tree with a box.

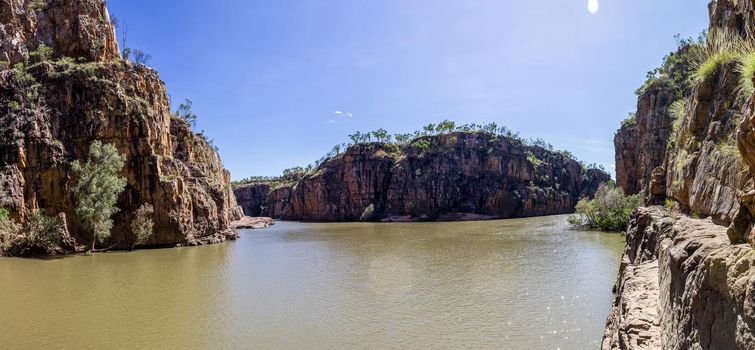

[176,99,198,129]
[372,128,390,142]
[71,141,127,251]
[482,122,498,133]
[348,132,363,145]
[437,119,456,133]
[394,133,413,144]
[422,124,436,135]
[131,203,154,249]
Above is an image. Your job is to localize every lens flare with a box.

[588,0,599,14]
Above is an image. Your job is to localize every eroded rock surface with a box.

[603,207,755,350]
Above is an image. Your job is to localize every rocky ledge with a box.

[231,216,274,230]
[603,207,755,349]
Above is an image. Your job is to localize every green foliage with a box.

[621,112,637,128]
[30,44,54,62]
[7,101,20,111]
[635,33,703,98]
[665,198,675,210]
[12,62,35,83]
[668,99,687,121]
[411,139,431,151]
[526,152,545,167]
[568,182,642,232]
[691,29,754,84]
[131,203,154,248]
[667,99,688,147]
[175,99,198,129]
[737,51,755,98]
[71,140,127,251]
[393,133,413,144]
[27,0,46,11]
[1,211,66,257]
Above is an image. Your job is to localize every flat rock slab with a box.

[231,217,275,230]
[604,260,661,350]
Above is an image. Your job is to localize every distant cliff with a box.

[235,131,610,221]
[0,0,243,252]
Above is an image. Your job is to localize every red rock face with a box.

[0,0,242,249]
[241,133,610,222]
[614,81,675,196]
[614,1,755,226]
[0,0,120,64]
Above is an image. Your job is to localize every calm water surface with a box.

[0,215,623,349]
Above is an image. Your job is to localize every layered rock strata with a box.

[235,132,610,221]
[0,0,243,251]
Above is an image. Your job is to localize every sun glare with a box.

[588,0,599,14]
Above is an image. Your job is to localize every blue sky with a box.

[108,0,709,179]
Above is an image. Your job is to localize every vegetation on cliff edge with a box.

[234,120,606,187]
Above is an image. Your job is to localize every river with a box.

[0,215,623,349]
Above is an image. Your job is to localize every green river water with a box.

[0,215,624,349]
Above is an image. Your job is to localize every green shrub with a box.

[27,0,46,11]
[621,112,637,128]
[131,203,154,249]
[0,211,66,256]
[568,182,642,232]
[411,139,431,151]
[526,152,544,167]
[737,51,755,98]
[30,44,54,62]
[667,99,688,147]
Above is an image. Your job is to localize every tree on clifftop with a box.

[72,141,127,252]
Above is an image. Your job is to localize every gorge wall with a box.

[607,0,755,348]
[235,132,610,222]
[0,0,243,252]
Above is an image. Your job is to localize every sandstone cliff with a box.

[607,1,755,348]
[0,0,243,252]
[235,132,610,221]
[603,207,755,349]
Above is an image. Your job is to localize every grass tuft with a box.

[691,29,755,84]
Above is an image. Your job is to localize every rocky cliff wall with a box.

[607,1,755,348]
[0,0,243,251]
[614,3,752,227]
[235,132,610,221]
[614,81,676,196]
[603,207,755,350]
